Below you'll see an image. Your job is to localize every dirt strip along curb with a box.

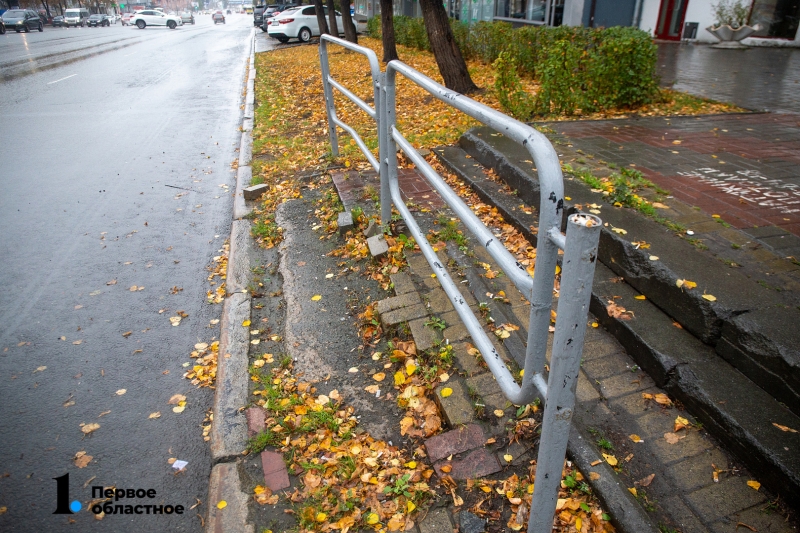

[435,142,800,508]
[206,29,256,533]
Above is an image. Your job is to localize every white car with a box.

[131,9,182,29]
[106,14,117,23]
[267,5,342,43]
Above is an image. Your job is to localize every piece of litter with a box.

[172,460,188,471]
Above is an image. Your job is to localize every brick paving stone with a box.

[458,511,487,533]
[646,427,714,465]
[575,370,601,404]
[439,310,470,343]
[380,303,428,328]
[597,370,655,400]
[426,287,455,314]
[434,447,502,480]
[409,317,441,352]
[580,354,638,382]
[367,234,388,258]
[261,450,291,491]
[684,476,766,523]
[464,372,503,399]
[663,448,730,494]
[390,272,416,295]
[376,292,421,316]
[607,388,659,419]
[658,495,709,533]
[245,406,266,437]
[418,507,455,533]
[434,379,474,427]
[452,342,484,377]
[424,423,485,462]
[709,506,796,533]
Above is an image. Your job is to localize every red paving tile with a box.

[425,424,485,463]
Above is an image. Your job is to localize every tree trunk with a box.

[325,0,339,36]
[379,0,398,62]
[41,0,51,19]
[339,0,357,43]
[418,0,478,94]
[313,0,329,35]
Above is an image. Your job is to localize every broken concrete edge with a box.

[210,291,252,463]
[234,165,253,220]
[567,424,661,533]
[227,220,252,294]
[234,44,257,220]
[206,461,255,533]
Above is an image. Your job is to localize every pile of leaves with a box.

[250,177,304,249]
[207,242,229,304]
[183,340,219,388]
[248,362,436,533]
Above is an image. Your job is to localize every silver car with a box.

[180,12,195,24]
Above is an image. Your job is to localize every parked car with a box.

[0,19,5,34]
[63,7,90,27]
[52,15,64,27]
[180,12,194,24]
[87,14,110,26]
[226,9,232,14]
[121,13,134,25]
[253,4,267,26]
[212,10,225,24]
[106,14,118,23]
[131,9,182,29]
[267,5,342,43]
[2,9,44,32]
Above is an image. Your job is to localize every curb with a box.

[206,29,256,533]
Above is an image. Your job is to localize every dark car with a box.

[87,14,110,27]
[253,4,268,26]
[0,18,5,34]
[259,3,297,31]
[2,9,44,32]
[52,15,65,26]
[212,10,225,23]
[226,9,232,14]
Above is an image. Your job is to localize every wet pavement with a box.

[549,113,800,249]
[656,43,800,113]
[0,15,254,532]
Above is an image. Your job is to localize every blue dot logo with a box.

[69,500,82,513]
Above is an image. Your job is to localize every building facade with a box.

[354,0,799,46]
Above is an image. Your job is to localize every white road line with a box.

[47,74,77,85]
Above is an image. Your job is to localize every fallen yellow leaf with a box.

[629,434,642,443]
[149,412,161,419]
[674,416,689,432]
[628,487,638,497]
[702,294,717,301]
[116,389,127,396]
[216,501,227,509]
[242,320,251,327]
[773,422,798,433]
[634,295,646,300]
[494,409,505,418]
[503,454,513,462]
[311,295,322,301]
[81,423,100,435]
[372,372,386,382]
[603,453,618,466]
[441,387,453,398]
[747,480,761,491]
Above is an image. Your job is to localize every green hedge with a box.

[367,17,659,116]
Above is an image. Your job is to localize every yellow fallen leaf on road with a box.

[441,387,453,398]
[628,487,637,497]
[73,340,83,345]
[366,513,380,525]
[325,273,334,279]
[664,432,684,444]
[649,255,659,261]
[676,279,697,289]
[311,295,322,301]
[394,371,406,386]
[674,416,689,431]
[590,472,601,480]
[702,294,717,301]
[81,423,100,435]
[747,480,761,491]
[634,295,646,300]
[364,385,380,394]
[116,389,127,396]
[34,366,47,373]
[315,512,327,522]
[173,404,186,414]
[611,227,627,235]
[168,394,186,404]
[405,361,417,376]
[74,451,92,468]
[602,453,618,466]
[629,434,642,443]
[372,372,386,382]
[216,501,227,509]
[149,412,161,419]
[773,422,798,433]
[169,316,182,326]
[503,454,513,462]
[494,409,505,418]
[348,367,359,373]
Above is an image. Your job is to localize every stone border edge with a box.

[205,28,257,533]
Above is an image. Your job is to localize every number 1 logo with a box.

[53,474,82,514]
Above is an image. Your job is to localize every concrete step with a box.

[434,141,800,509]
[449,128,800,419]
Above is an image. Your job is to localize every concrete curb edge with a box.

[206,28,257,533]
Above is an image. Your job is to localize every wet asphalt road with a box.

[0,15,255,532]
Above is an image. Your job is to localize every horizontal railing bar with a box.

[391,127,535,296]
[332,118,379,171]
[386,155,547,406]
[547,228,566,250]
[328,76,376,119]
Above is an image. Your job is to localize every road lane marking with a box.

[47,74,77,84]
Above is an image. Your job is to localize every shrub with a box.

[364,17,659,115]
[493,51,535,120]
[366,15,381,38]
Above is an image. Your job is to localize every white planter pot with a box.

[706,23,762,49]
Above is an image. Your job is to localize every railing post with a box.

[318,38,339,157]
[378,72,392,229]
[528,213,601,533]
